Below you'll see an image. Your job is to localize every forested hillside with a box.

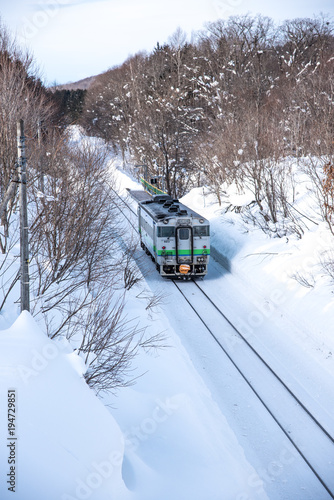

[80,14,334,237]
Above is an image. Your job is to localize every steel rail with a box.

[173,278,334,499]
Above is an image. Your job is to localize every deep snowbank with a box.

[0,312,128,500]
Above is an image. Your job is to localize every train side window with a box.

[157,226,175,238]
[194,226,210,237]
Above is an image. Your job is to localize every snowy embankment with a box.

[1,130,334,500]
[0,312,127,500]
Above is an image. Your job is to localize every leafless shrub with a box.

[145,290,165,314]
[77,287,168,394]
[136,289,166,319]
[139,330,170,354]
[320,250,334,283]
[121,244,144,291]
[123,262,143,290]
[302,156,334,235]
[291,271,315,288]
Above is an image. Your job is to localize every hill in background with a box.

[51,74,97,91]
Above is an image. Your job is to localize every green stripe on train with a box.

[156,248,210,256]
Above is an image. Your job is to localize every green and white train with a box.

[138,195,210,278]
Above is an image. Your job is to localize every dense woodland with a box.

[1,14,334,390]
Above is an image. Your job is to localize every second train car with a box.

[138,195,210,278]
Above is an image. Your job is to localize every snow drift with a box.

[0,311,127,500]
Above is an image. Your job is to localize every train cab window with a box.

[178,228,190,240]
[194,226,210,237]
[157,226,175,238]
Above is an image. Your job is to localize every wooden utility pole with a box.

[17,119,30,312]
[37,120,45,193]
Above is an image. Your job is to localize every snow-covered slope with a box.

[0,312,127,500]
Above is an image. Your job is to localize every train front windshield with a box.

[193,226,210,237]
[157,227,175,238]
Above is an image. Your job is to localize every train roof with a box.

[139,195,209,223]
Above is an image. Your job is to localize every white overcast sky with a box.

[1,0,333,85]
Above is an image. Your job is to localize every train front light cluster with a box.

[197,256,206,262]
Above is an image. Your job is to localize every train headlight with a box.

[163,219,168,224]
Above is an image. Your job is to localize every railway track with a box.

[112,186,334,497]
[173,278,334,498]
[105,184,138,230]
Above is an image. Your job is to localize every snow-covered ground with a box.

[1,132,334,499]
[0,312,127,500]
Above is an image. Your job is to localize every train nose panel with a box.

[176,227,193,264]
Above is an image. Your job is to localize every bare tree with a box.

[29,135,124,305]
[278,15,333,75]
[78,291,144,394]
[0,21,54,252]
